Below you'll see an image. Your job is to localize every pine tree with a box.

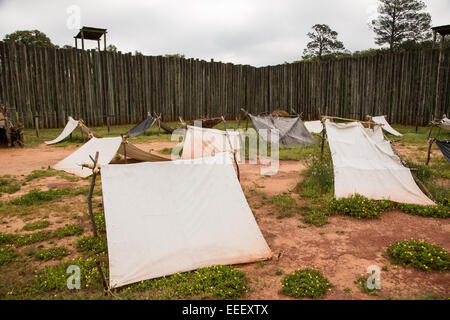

[302,24,345,61]
[370,0,432,51]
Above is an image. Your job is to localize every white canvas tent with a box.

[304,120,323,134]
[181,125,242,161]
[372,115,403,136]
[325,120,434,205]
[53,137,123,177]
[101,152,272,288]
[45,117,80,145]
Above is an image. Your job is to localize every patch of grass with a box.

[76,236,107,255]
[405,160,450,204]
[25,170,58,182]
[0,245,19,265]
[301,207,329,227]
[31,257,104,293]
[275,269,284,276]
[0,232,16,245]
[22,220,51,231]
[278,141,320,161]
[14,230,53,247]
[10,188,70,206]
[271,193,297,218]
[329,194,394,219]
[34,246,70,261]
[127,265,249,299]
[386,239,450,271]
[397,203,449,219]
[52,225,83,239]
[159,146,183,156]
[280,268,332,299]
[0,177,21,195]
[296,154,334,199]
[256,261,266,268]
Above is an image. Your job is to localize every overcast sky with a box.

[0,0,448,66]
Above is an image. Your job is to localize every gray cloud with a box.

[0,0,448,66]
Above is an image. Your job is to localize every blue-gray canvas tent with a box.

[126,117,155,137]
[435,140,450,162]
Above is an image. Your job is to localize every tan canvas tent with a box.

[53,137,169,177]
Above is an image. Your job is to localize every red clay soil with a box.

[0,142,449,300]
[237,161,450,300]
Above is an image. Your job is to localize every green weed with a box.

[271,194,297,218]
[52,225,83,239]
[34,246,70,261]
[386,239,449,271]
[0,245,19,265]
[280,268,332,299]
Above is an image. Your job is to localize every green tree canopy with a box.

[106,44,117,52]
[164,53,185,59]
[3,30,55,47]
[370,0,432,51]
[302,24,345,61]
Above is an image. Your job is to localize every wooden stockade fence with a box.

[0,41,448,129]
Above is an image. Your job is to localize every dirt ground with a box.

[0,139,449,300]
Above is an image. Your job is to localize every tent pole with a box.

[158,113,161,136]
[320,117,326,159]
[82,151,109,294]
[121,135,128,164]
[240,108,249,131]
[222,116,240,181]
[34,114,39,137]
[426,138,435,166]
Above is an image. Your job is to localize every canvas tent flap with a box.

[438,117,450,131]
[101,152,272,288]
[117,142,170,162]
[325,120,434,205]
[126,117,155,137]
[372,116,402,136]
[435,140,450,162]
[304,120,323,134]
[272,117,315,146]
[53,137,122,177]
[45,117,79,145]
[249,115,314,147]
[181,125,241,161]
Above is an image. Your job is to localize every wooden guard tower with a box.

[74,26,107,51]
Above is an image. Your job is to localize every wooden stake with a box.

[83,151,109,294]
[426,138,435,166]
[320,120,326,159]
[222,116,240,181]
[34,114,39,137]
